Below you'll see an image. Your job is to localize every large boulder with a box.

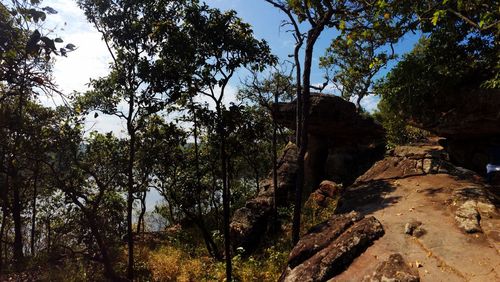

[275,94,386,190]
[274,94,385,143]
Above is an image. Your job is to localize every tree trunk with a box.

[0,206,6,273]
[291,25,326,245]
[126,90,136,280]
[11,168,24,269]
[126,130,136,280]
[136,191,147,234]
[30,163,39,256]
[272,97,279,231]
[46,217,51,254]
[87,214,122,281]
[218,110,232,281]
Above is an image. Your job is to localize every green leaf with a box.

[339,20,346,30]
[54,38,63,43]
[431,10,445,26]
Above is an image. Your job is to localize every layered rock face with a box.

[411,89,500,174]
[280,212,384,282]
[274,94,386,189]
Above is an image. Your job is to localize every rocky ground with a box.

[281,145,500,282]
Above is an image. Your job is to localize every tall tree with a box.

[180,5,275,280]
[77,0,202,278]
[239,65,294,229]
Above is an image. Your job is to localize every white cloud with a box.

[43,0,111,94]
[360,95,380,113]
[193,83,240,110]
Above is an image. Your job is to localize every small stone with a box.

[404,220,422,236]
[415,261,423,268]
[413,226,426,238]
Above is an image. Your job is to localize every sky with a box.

[41,0,420,210]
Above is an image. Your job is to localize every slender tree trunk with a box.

[218,108,232,281]
[292,26,325,245]
[0,207,6,273]
[126,129,136,280]
[46,217,51,254]
[11,168,23,269]
[30,163,39,256]
[87,214,122,281]
[126,88,136,280]
[272,100,279,231]
[192,103,220,259]
[0,151,7,274]
[136,191,147,234]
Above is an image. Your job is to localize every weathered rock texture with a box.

[365,253,420,282]
[274,94,386,189]
[331,145,500,282]
[280,212,384,282]
[230,143,298,253]
[410,89,500,174]
[302,180,342,231]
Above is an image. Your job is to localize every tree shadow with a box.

[423,187,445,196]
[335,180,401,216]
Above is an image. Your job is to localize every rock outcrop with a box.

[274,94,386,189]
[280,212,384,282]
[231,95,386,253]
[230,143,298,253]
[274,94,385,142]
[329,145,500,282]
[410,89,500,174]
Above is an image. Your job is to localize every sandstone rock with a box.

[288,212,362,268]
[455,200,481,233]
[330,145,500,281]
[274,94,385,143]
[275,94,386,190]
[366,253,420,282]
[452,186,498,234]
[281,215,384,282]
[404,220,423,237]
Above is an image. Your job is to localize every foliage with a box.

[375,27,497,128]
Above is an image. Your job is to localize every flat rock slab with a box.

[332,167,500,281]
[281,213,384,282]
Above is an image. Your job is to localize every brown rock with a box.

[288,212,362,268]
[281,216,385,282]
[274,94,385,143]
[230,143,298,253]
[367,253,420,282]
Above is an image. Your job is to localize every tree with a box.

[76,0,205,278]
[0,0,73,270]
[239,65,294,229]
[178,5,274,280]
[45,119,128,280]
